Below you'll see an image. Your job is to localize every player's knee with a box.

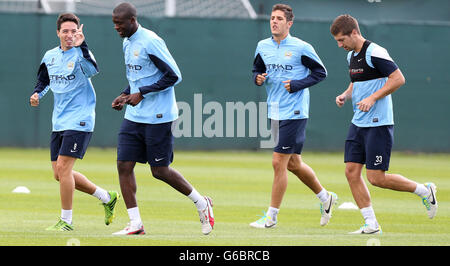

[287,160,300,172]
[272,157,286,171]
[150,166,169,181]
[366,172,386,188]
[345,168,360,183]
[55,162,69,177]
[367,175,381,187]
[345,167,355,179]
[117,161,133,175]
[272,160,282,172]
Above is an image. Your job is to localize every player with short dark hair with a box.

[250,3,338,229]
[30,13,119,231]
[110,2,214,235]
[56,12,79,31]
[331,14,437,234]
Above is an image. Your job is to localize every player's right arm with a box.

[111,85,130,110]
[30,92,39,107]
[252,47,267,86]
[111,87,130,111]
[336,51,355,108]
[30,61,50,107]
[336,82,353,107]
[255,73,268,86]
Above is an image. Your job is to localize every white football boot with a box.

[112,222,145,235]
[198,196,215,235]
[421,182,438,219]
[319,192,338,226]
[349,224,382,235]
[249,212,277,228]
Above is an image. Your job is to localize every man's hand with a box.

[74,24,85,47]
[256,73,267,86]
[356,95,376,112]
[336,83,353,108]
[30,93,39,107]
[336,94,347,107]
[282,80,291,92]
[112,94,128,111]
[126,92,144,107]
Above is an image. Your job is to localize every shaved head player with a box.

[110,2,214,235]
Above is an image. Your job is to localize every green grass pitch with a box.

[0,148,449,246]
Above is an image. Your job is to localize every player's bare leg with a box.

[72,170,97,194]
[287,154,323,194]
[366,169,416,192]
[345,162,381,234]
[345,162,371,209]
[54,155,77,211]
[52,163,98,195]
[366,170,437,219]
[271,152,291,209]
[113,160,145,235]
[117,160,138,209]
[288,154,338,226]
[45,155,77,231]
[150,166,215,235]
[249,152,290,228]
[150,166,193,196]
[49,156,117,229]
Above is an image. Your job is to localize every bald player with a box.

[110,2,214,235]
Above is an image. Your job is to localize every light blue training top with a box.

[35,42,98,132]
[122,25,182,124]
[347,42,398,127]
[254,34,327,120]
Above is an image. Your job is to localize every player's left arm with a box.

[127,37,181,106]
[357,47,405,112]
[139,54,179,94]
[283,45,327,93]
[77,41,99,78]
[372,68,405,100]
[357,69,405,112]
[126,54,179,106]
[73,24,99,78]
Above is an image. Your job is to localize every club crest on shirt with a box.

[284,51,293,58]
[133,50,139,57]
[67,61,74,69]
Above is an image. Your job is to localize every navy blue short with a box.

[272,119,307,154]
[50,130,92,161]
[344,123,394,171]
[117,119,174,166]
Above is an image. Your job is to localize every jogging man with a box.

[250,3,338,229]
[110,2,214,235]
[30,13,119,231]
[330,14,437,234]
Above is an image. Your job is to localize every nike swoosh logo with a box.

[324,195,333,214]
[429,188,436,205]
[265,223,276,228]
[154,158,165,162]
[362,229,380,234]
[282,146,291,149]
